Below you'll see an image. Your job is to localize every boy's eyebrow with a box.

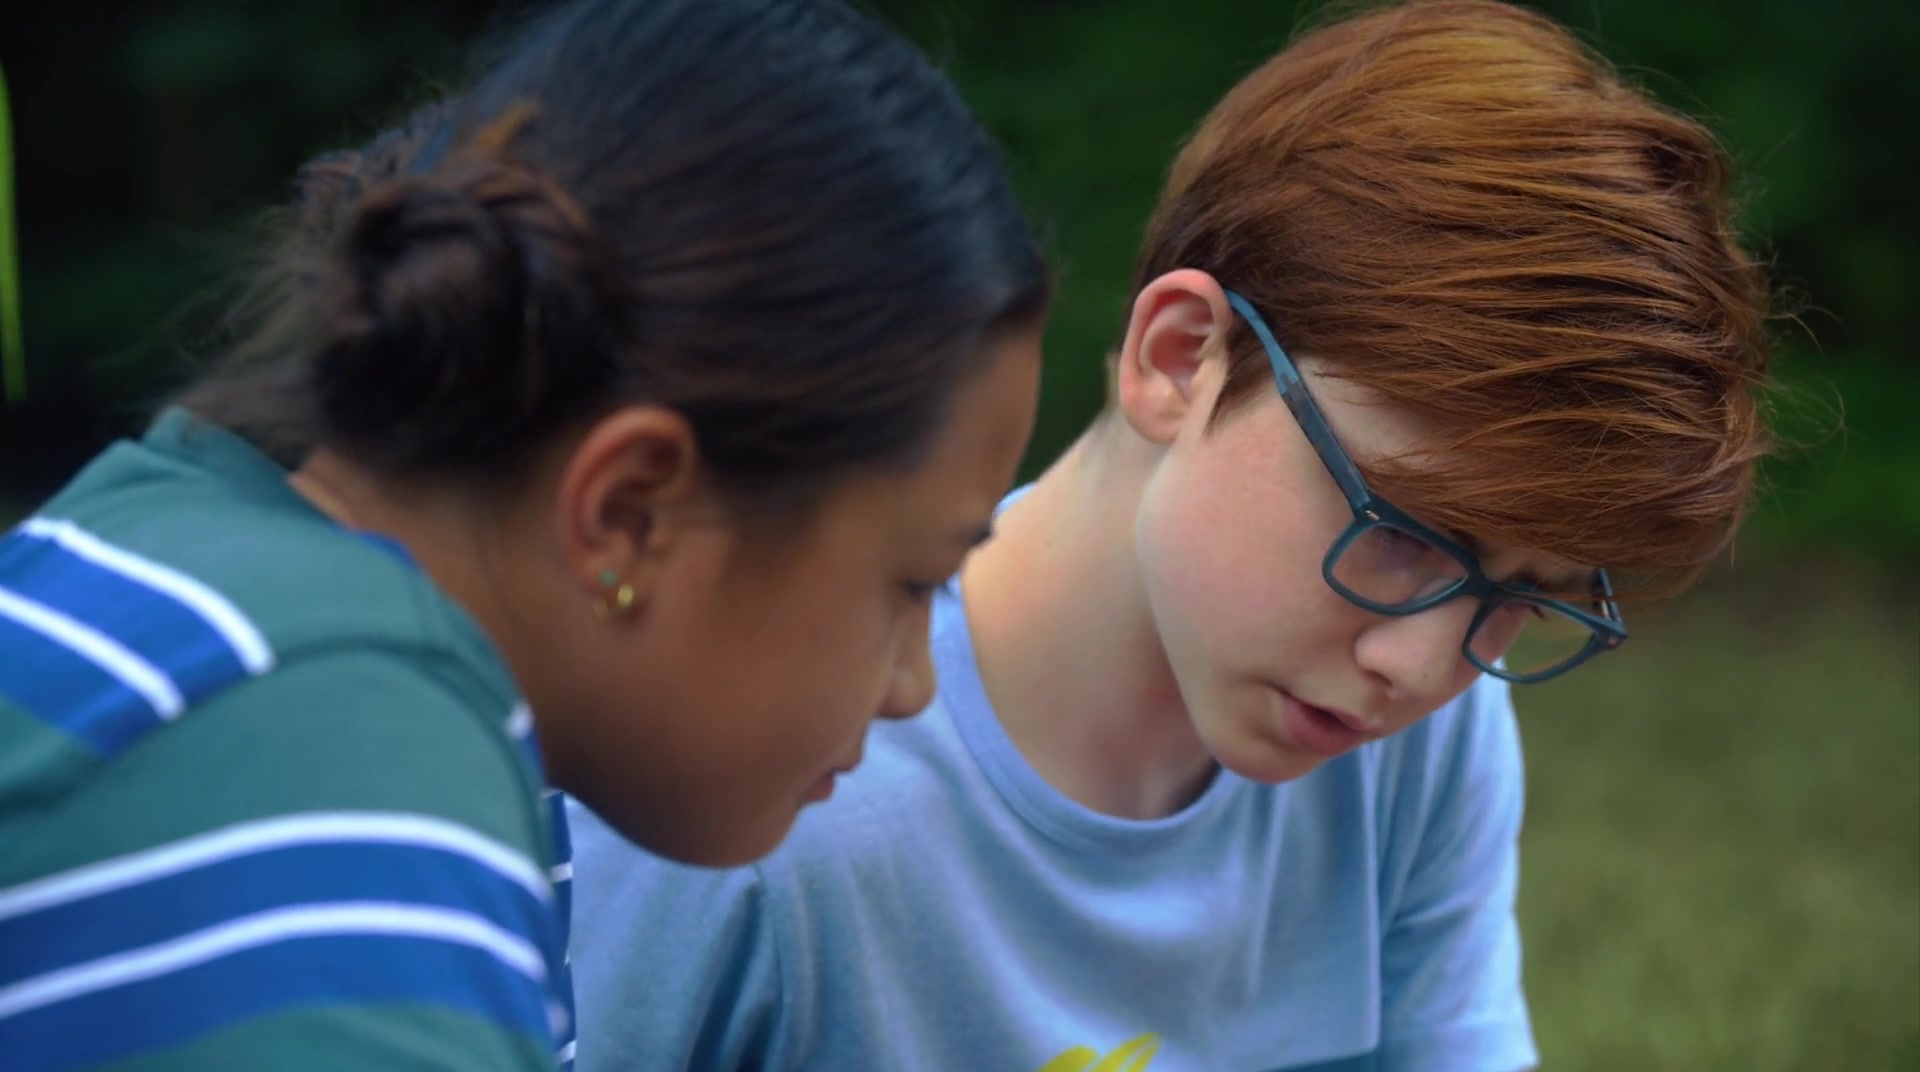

[1453,530,1593,596]
[1510,566,1599,599]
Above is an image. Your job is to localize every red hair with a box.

[1132,0,1773,595]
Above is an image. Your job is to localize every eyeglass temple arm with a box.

[1223,290,1374,511]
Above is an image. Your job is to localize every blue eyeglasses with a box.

[1224,289,1626,684]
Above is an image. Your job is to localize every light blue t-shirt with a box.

[567,580,1537,1072]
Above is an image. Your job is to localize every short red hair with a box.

[1132,0,1773,595]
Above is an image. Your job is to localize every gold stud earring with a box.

[594,568,636,620]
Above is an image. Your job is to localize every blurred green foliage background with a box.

[0,2,1914,1068]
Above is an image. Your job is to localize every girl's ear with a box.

[554,404,708,614]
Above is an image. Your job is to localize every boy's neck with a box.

[961,421,1220,820]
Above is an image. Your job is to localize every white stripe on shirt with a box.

[0,585,183,718]
[22,517,274,674]
[0,902,547,1020]
[0,811,551,922]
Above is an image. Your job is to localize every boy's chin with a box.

[1195,707,1329,787]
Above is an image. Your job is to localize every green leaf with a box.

[0,64,22,405]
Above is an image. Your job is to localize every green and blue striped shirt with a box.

[0,409,575,1071]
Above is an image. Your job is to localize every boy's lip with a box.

[1272,690,1365,758]
[1303,698,1379,736]
[1270,685,1383,739]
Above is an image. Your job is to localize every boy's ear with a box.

[1114,269,1235,445]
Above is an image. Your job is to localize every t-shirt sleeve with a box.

[565,798,784,1072]
[0,650,563,1072]
[1377,675,1538,1072]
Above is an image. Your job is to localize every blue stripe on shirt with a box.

[511,713,576,1067]
[0,612,163,757]
[546,791,577,1069]
[0,525,263,755]
[547,796,573,943]
[0,929,555,1072]
[0,836,557,991]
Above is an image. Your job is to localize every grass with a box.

[1516,558,1919,1070]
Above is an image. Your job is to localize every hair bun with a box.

[310,147,613,472]
[290,102,458,248]
[291,150,367,243]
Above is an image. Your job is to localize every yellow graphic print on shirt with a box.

[1037,1032,1161,1072]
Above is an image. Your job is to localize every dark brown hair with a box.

[1132,0,1772,594]
[186,0,1049,504]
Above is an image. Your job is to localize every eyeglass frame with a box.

[1222,288,1627,684]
